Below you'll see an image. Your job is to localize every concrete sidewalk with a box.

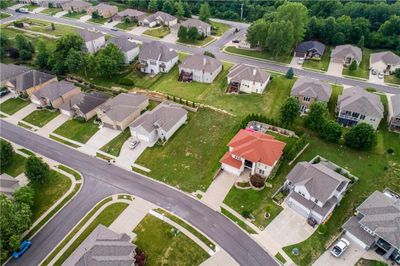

[200,249,239,266]
[4,103,36,124]
[36,114,69,137]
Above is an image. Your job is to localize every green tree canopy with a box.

[35,41,49,69]
[265,20,294,58]
[95,44,124,78]
[321,120,342,143]
[0,139,14,167]
[305,102,328,133]
[177,25,187,40]
[280,97,300,127]
[65,49,85,73]
[25,156,50,184]
[162,0,174,15]
[148,0,158,12]
[344,123,377,150]
[0,34,8,59]
[276,2,308,44]
[174,1,184,18]
[199,2,211,22]
[246,19,269,48]
[13,186,34,208]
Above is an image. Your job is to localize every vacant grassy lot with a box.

[63,11,86,19]
[143,26,170,38]
[53,118,100,143]
[100,128,130,156]
[0,12,11,19]
[22,110,60,127]
[0,153,26,177]
[11,18,77,37]
[225,46,292,64]
[302,47,331,72]
[342,48,370,79]
[0,97,30,115]
[115,20,137,30]
[328,85,343,119]
[385,74,400,85]
[211,21,230,36]
[178,36,214,46]
[134,214,209,266]
[40,7,62,15]
[136,109,239,192]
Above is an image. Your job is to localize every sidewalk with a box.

[36,114,69,137]
[4,103,36,124]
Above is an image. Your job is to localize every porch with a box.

[226,81,240,94]
[178,70,193,82]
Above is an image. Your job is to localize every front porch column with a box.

[383,246,396,260]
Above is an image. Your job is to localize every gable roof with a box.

[222,129,286,166]
[286,161,350,205]
[142,11,176,23]
[89,3,117,13]
[138,41,178,62]
[98,93,148,122]
[60,91,110,114]
[33,80,77,101]
[108,36,138,53]
[0,173,20,197]
[130,101,187,133]
[117,8,145,18]
[9,70,55,92]
[295,41,326,55]
[180,55,222,73]
[290,77,332,102]
[62,0,91,9]
[338,87,384,118]
[390,94,400,117]
[228,64,270,84]
[331,44,362,62]
[181,18,211,31]
[356,191,400,249]
[371,51,400,66]
[0,63,29,82]
[76,28,104,42]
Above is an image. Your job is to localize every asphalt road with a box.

[0,120,278,266]
[1,10,399,95]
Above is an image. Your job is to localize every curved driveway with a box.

[1,120,278,266]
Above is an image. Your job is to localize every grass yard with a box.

[30,170,72,221]
[100,128,130,156]
[50,135,81,148]
[53,117,100,144]
[22,109,59,127]
[342,48,371,79]
[40,7,62,15]
[143,26,170,38]
[0,12,11,19]
[24,4,39,11]
[88,16,109,24]
[136,109,240,192]
[0,153,26,177]
[328,85,343,119]
[63,11,87,19]
[302,47,331,72]
[220,207,257,234]
[147,99,160,110]
[133,214,209,266]
[10,18,77,37]
[115,20,137,30]
[210,21,230,36]
[275,252,287,264]
[355,258,387,266]
[384,74,400,85]
[178,36,214,46]
[54,202,128,265]
[0,97,30,115]
[225,46,292,64]
[57,165,82,181]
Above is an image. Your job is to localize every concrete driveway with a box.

[128,26,148,36]
[289,56,303,69]
[202,171,237,211]
[84,127,120,151]
[79,15,91,22]
[327,61,343,77]
[369,71,385,84]
[37,114,69,137]
[163,32,178,44]
[8,4,25,10]
[103,20,120,29]
[115,139,147,170]
[54,11,68,18]
[4,103,36,124]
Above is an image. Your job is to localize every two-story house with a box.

[108,36,139,64]
[342,190,400,263]
[227,63,271,94]
[336,87,384,130]
[388,94,400,133]
[179,55,222,83]
[180,18,211,37]
[138,41,178,75]
[290,77,332,113]
[284,161,350,224]
[220,129,286,178]
[76,28,105,54]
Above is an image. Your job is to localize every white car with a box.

[129,140,140,150]
[298,58,304,64]
[330,238,350,257]
[378,73,384,79]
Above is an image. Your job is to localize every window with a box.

[259,169,265,175]
[303,97,311,102]
[352,112,360,118]
[314,199,318,204]
[360,115,365,120]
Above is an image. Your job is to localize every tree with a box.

[35,41,49,69]
[148,0,158,12]
[177,25,187,40]
[187,26,199,40]
[203,51,215,58]
[265,20,294,58]
[51,22,55,31]
[344,123,377,150]
[349,60,358,71]
[95,44,124,78]
[357,35,365,48]
[276,2,308,44]
[92,10,100,19]
[321,120,342,143]
[395,68,400,79]
[0,34,8,59]
[162,0,174,15]
[13,186,34,208]
[0,139,14,168]
[174,1,184,19]
[15,34,34,54]
[280,97,300,127]
[65,49,85,73]
[305,102,327,133]
[55,33,83,58]
[20,49,32,60]
[199,2,211,22]
[246,19,269,48]
[183,2,191,18]
[25,156,50,184]
[286,68,294,79]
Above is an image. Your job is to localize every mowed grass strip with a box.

[100,128,130,156]
[225,46,292,64]
[143,26,170,38]
[0,152,26,177]
[22,109,59,127]
[0,98,30,115]
[53,118,99,144]
[133,214,209,266]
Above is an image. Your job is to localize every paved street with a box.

[0,120,278,266]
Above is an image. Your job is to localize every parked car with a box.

[307,217,317,227]
[378,73,384,79]
[16,8,29,13]
[298,57,305,64]
[111,28,118,31]
[12,240,32,259]
[232,39,240,43]
[0,89,10,97]
[371,69,377,75]
[129,140,140,150]
[330,238,350,257]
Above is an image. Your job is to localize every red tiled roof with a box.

[224,129,286,167]
[220,151,242,169]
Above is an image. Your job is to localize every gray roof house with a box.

[294,41,326,59]
[62,0,91,12]
[139,11,177,27]
[331,44,362,65]
[0,173,20,197]
[290,77,332,113]
[388,94,400,133]
[114,8,145,21]
[342,190,400,260]
[96,93,149,131]
[64,224,136,266]
[138,41,178,74]
[337,87,384,130]
[227,63,270,94]
[284,161,350,224]
[180,18,212,36]
[76,28,105,54]
[86,3,118,18]
[60,91,110,120]
[108,36,139,64]
[179,55,222,83]
[370,51,400,74]
[0,63,29,86]
[6,70,56,96]
[130,101,188,147]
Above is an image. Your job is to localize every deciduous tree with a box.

[280,97,300,127]
[35,41,49,69]
[25,156,50,184]
[0,139,14,168]
[95,44,124,78]
[265,20,294,58]
[344,123,377,150]
[199,2,211,22]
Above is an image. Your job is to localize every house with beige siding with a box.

[6,70,57,97]
[227,64,270,94]
[179,55,222,83]
[62,0,91,12]
[86,3,117,18]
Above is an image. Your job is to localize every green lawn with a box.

[30,170,72,221]
[22,110,60,127]
[0,153,26,177]
[220,207,257,234]
[384,74,400,85]
[133,214,209,266]
[0,98,30,115]
[302,47,331,72]
[115,20,137,30]
[100,128,130,156]
[143,26,170,38]
[355,258,388,266]
[225,46,292,64]
[88,16,109,24]
[178,36,214,46]
[53,118,100,144]
[328,85,343,119]
[54,202,128,265]
[275,252,287,264]
[40,7,62,15]
[58,165,81,180]
[342,48,370,79]
[50,134,81,148]
[210,21,230,36]
[63,11,87,19]
[24,4,39,11]
[136,109,239,192]
[10,18,77,37]
[0,12,11,19]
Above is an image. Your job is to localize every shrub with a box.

[242,210,251,218]
[13,21,24,28]
[25,156,50,184]
[344,123,377,150]
[250,174,266,188]
[118,77,135,86]
[20,49,32,60]
[203,51,215,58]
[312,156,321,164]
[7,47,19,58]
[387,148,394,154]
[318,224,327,235]
[394,68,400,79]
[286,67,294,79]
[349,60,357,71]
[74,116,86,123]
[0,139,14,167]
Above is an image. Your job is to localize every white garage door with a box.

[345,231,369,250]
[287,198,310,219]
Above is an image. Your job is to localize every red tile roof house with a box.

[220,129,286,178]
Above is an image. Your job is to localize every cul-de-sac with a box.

[0,0,399,265]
